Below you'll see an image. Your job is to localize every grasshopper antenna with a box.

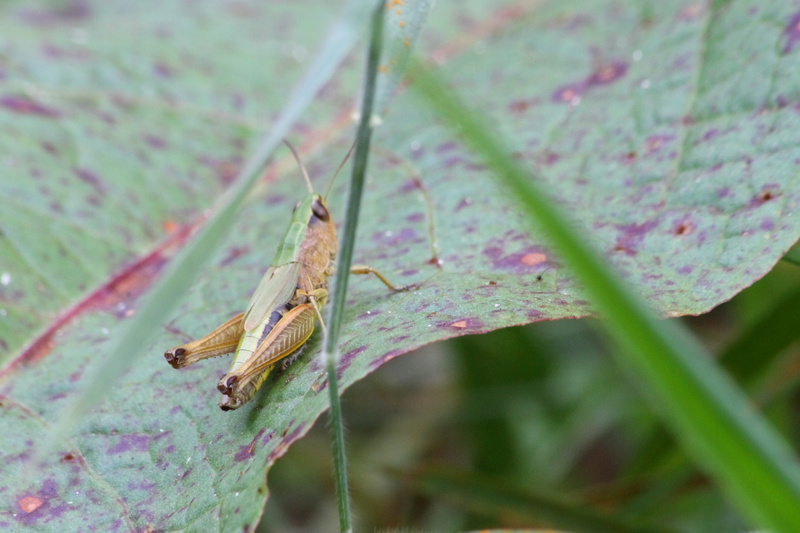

[323,142,356,200]
[282,138,314,194]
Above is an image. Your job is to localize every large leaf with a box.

[2,0,800,530]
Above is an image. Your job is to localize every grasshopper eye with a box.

[311,198,330,221]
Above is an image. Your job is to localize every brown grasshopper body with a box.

[164,141,413,410]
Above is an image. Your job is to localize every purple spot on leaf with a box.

[750,187,779,207]
[232,93,245,110]
[197,155,240,185]
[612,219,659,256]
[454,197,472,213]
[398,179,420,194]
[356,309,382,320]
[645,134,673,153]
[108,435,149,454]
[540,151,560,165]
[22,2,91,24]
[219,245,249,267]
[372,228,419,246]
[436,141,457,153]
[74,168,106,195]
[678,3,705,20]
[368,348,404,370]
[153,61,174,77]
[283,423,305,445]
[234,429,266,462]
[673,219,693,236]
[443,155,462,168]
[266,193,287,206]
[509,98,538,112]
[587,61,628,86]
[41,142,58,155]
[783,12,800,54]
[527,309,544,320]
[338,345,367,378]
[0,95,60,118]
[143,134,167,149]
[483,246,549,274]
[553,61,627,106]
[15,478,63,525]
[552,83,584,104]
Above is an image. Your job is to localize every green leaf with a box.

[407,4,800,531]
[2,0,800,530]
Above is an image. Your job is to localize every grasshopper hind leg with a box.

[164,313,245,369]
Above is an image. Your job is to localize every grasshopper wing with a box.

[243,262,300,331]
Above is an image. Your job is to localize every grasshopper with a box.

[165,141,413,410]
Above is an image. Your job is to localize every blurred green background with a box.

[260,260,800,532]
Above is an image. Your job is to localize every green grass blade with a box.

[323,2,386,530]
[408,62,800,531]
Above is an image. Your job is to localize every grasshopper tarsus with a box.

[219,401,236,412]
[396,282,421,293]
[164,347,186,369]
[279,343,306,371]
[217,376,235,396]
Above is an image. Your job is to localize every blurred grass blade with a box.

[42,0,373,456]
[625,282,800,480]
[372,0,433,119]
[408,62,800,530]
[416,468,673,533]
